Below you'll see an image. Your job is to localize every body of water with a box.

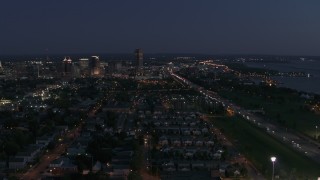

[245,60,320,95]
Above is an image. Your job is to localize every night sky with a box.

[1,0,320,55]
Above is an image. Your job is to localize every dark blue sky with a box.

[1,0,320,55]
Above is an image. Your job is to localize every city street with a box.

[20,128,80,180]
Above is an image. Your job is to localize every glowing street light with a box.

[271,156,276,180]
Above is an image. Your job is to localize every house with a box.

[202,128,209,133]
[178,162,190,171]
[234,169,241,176]
[50,157,64,168]
[211,170,222,180]
[36,134,55,147]
[219,163,229,174]
[110,164,131,178]
[101,164,113,174]
[82,169,90,175]
[166,127,180,134]
[85,124,96,132]
[66,145,86,156]
[182,130,191,135]
[190,122,196,126]
[172,139,181,146]
[49,157,77,173]
[219,168,225,174]
[0,161,6,169]
[15,144,41,163]
[159,136,168,146]
[195,140,203,146]
[205,140,214,146]
[94,118,105,126]
[15,152,34,163]
[126,130,135,136]
[182,139,193,146]
[56,125,68,135]
[75,136,91,149]
[113,151,133,162]
[185,152,193,158]
[213,153,221,160]
[154,122,161,126]
[192,130,201,136]
[61,159,78,173]
[92,161,102,173]
[185,117,192,121]
[185,148,197,157]
[81,131,91,138]
[163,166,176,171]
[9,157,26,169]
[162,161,175,171]
[191,162,205,170]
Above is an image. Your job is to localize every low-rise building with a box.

[9,157,26,169]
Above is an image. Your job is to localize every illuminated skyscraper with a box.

[135,49,143,68]
[62,57,72,76]
[0,61,4,78]
[0,61,3,73]
[78,58,89,77]
[90,56,100,76]
[79,58,89,70]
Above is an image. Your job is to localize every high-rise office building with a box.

[0,61,4,78]
[78,58,89,77]
[135,49,143,68]
[0,61,3,73]
[90,56,100,76]
[108,61,123,73]
[79,58,89,70]
[62,57,72,76]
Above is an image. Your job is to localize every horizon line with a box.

[1,52,320,58]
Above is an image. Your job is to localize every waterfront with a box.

[246,60,320,94]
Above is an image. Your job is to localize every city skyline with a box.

[1,1,320,56]
[0,1,320,179]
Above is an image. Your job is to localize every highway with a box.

[170,71,320,165]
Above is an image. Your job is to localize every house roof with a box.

[51,158,64,165]
[9,157,25,163]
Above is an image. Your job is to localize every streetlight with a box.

[271,156,276,180]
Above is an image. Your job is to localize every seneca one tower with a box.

[134,49,143,68]
[90,56,100,76]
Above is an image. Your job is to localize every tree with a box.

[75,155,91,172]
[13,130,31,147]
[240,166,248,176]
[28,119,40,137]
[105,111,116,128]
[127,171,142,180]
[4,141,20,157]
